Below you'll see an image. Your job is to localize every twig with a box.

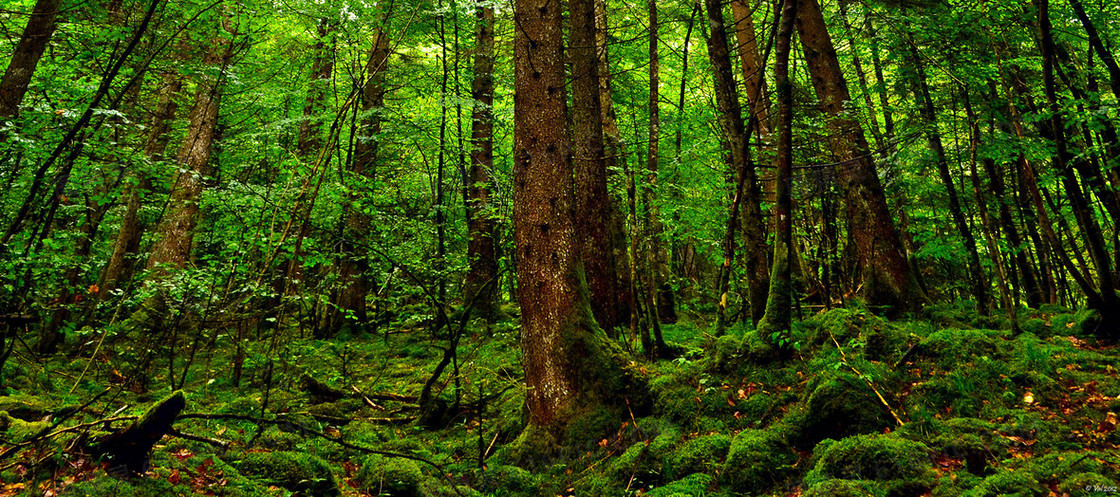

[168,428,230,450]
[828,329,904,426]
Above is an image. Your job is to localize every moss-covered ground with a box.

[0,302,1117,496]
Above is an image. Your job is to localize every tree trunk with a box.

[731,0,770,135]
[705,0,769,330]
[513,0,642,443]
[909,48,989,314]
[0,0,61,118]
[795,0,925,313]
[146,37,233,275]
[758,0,796,340]
[594,0,635,338]
[1037,0,1119,335]
[571,0,623,332]
[322,20,391,336]
[102,73,181,297]
[297,19,334,158]
[463,6,502,321]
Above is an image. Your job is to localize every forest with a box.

[0,0,1118,494]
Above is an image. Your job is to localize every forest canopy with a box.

[0,0,1118,494]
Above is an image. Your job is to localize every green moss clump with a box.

[0,411,48,442]
[962,470,1045,497]
[669,434,731,477]
[720,429,797,495]
[804,434,931,484]
[921,329,999,369]
[645,473,718,496]
[356,455,425,497]
[253,427,303,450]
[476,465,537,496]
[233,450,338,497]
[801,479,878,497]
[1060,473,1114,495]
[796,373,890,447]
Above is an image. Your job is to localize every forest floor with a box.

[0,302,1115,496]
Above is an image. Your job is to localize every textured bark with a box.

[795,0,925,313]
[730,0,770,135]
[570,0,623,331]
[594,0,634,337]
[758,0,796,339]
[513,0,638,437]
[0,0,60,118]
[705,0,769,329]
[146,39,232,275]
[297,19,334,158]
[102,73,181,297]
[463,6,501,321]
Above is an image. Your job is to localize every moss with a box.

[645,473,718,496]
[802,479,879,497]
[668,434,731,477]
[0,411,48,442]
[720,429,797,495]
[920,329,999,370]
[0,395,59,420]
[477,465,538,496]
[804,434,932,484]
[233,450,338,497]
[795,372,891,447]
[307,398,364,419]
[59,476,177,497]
[1060,473,1114,494]
[254,426,303,450]
[356,455,425,497]
[962,470,1045,497]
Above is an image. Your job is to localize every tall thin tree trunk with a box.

[758,0,796,340]
[705,0,769,331]
[463,6,501,321]
[571,0,623,332]
[644,0,672,353]
[101,73,182,297]
[0,0,60,118]
[297,19,334,158]
[909,48,989,314]
[795,0,925,313]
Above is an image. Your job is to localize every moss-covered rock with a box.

[668,433,731,477]
[962,470,1045,497]
[645,473,718,496]
[801,479,878,497]
[233,450,338,497]
[1060,472,1114,495]
[355,455,425,497]
[476,464,537,496]
[796,372,891,447]
[720,429,797,495]
[0,411,48,442]
[804,434,932,484]
[920,329,999,370]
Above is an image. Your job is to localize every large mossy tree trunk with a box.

[511,0,645,448]
[795,0,926,314]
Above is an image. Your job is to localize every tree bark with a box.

[758,0,796,340]
[463,6,501,321]
[513,0,641,441]
[146,35,233,275]
[705,0,769,330]
[0,0,61,118]
[795,0,926,313]
[571,0,623,332]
